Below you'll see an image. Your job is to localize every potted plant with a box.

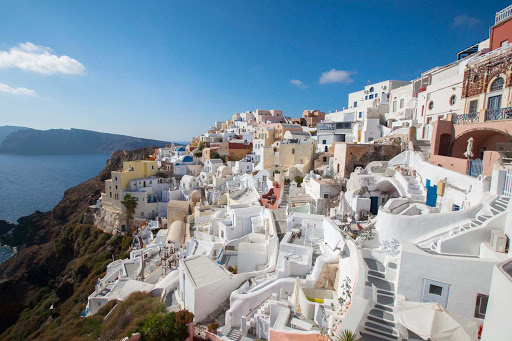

[207,322,219,334]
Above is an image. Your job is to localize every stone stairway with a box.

[403,175,425,202]
[418,196,510,251]
[360,258,400,341]
[225,327,242,341]
[278,184,290,208]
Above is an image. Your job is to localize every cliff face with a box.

[0,128,170,155]
[0,147,155,340]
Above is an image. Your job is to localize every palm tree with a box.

[337,330,359,341]
[121,193,137,232]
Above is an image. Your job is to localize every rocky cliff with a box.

[0,147,155,340]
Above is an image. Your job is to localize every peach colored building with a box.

[302,109,326,127]
[490,5,512,51]
[429,43,512,175]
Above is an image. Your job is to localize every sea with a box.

[0,153,109,263]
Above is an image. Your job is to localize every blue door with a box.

[370,196,379,215]
[426,179,437,207]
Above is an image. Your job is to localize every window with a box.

[490,77,504,92]
[322,140,327,144]
[149,181,152,184]
[354,101,357,107]
[449,95,456,106]
[323,193,329,199]
[292,148,295,154]
[141,212,144,216]
[469,100,478,113]
[115,176,118,181]
[323,157,327,162]
[152,165,154,169]
[375,93,378,98]
[501,40,508,47]
[474,294,489,319]
[368,137,374,142]
[369,87,374,92]
[392,101,397,112]
[110,192,112,198]
[428,101,434,110]
[473,74,479,83]
[429,284,443,296]
[452,204,460,211]
[365,95,368,100]
[369,94,374,99]
[400,99,404,109]
[115,185,118,189]
[359,112,363,118]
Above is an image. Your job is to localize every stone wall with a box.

[462,48,512,99]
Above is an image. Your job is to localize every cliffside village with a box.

[85,6,512,341]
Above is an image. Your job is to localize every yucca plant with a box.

[337,329,360,341]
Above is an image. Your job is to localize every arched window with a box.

[369,87,374,93]
[490,77,504,92]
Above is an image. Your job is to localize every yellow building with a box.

[104,160,158,210]
[279,141,315,177]
[253,126,276,147]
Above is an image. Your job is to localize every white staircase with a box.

[360,258,400,340]
[403,175,425,202]
[418,196,510,252]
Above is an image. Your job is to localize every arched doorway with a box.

[438,133,451,156]
[451,129,510,159]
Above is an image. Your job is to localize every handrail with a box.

[244,294,273,318]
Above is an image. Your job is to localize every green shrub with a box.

[139,311,191,341]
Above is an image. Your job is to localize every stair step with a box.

[364,322,397,336]
[375,304,393,312]
[368,315,396,328]
[364,258,386,272]
[377,289,395,297]
[368,270,386,279]
[360,331,397,341]
[490,208,500,215]
[377,295,395,306]
[367,276,395,292]
[369,309,394,321]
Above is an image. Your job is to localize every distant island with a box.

[0,126,174,155]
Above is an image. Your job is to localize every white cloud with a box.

[0,82,38,96]
[0,42,84,75]
[452,14,479,28]
[290,79,307,89]
[319,69,353,85]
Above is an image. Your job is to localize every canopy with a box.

[394,301,478,341]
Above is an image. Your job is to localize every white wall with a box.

[481,261,512,341]
[397,243,497,320]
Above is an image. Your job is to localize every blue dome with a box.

[176,147,185,151]
[182,156,193,162]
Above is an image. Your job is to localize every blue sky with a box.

[0,1,509,141]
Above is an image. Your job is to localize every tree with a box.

[139,310,192,341]
[121,194,137,232]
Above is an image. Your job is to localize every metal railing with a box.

[485,107,512,121]
[453,112,479,124]
[496,4,512,24]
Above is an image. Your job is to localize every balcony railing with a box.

[453,112,479,124]
[496,4,512,24]
[485,107,512,122]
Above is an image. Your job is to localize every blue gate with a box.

[426,179,437,207]
[370,196,379,215]
[469,159,483,178]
